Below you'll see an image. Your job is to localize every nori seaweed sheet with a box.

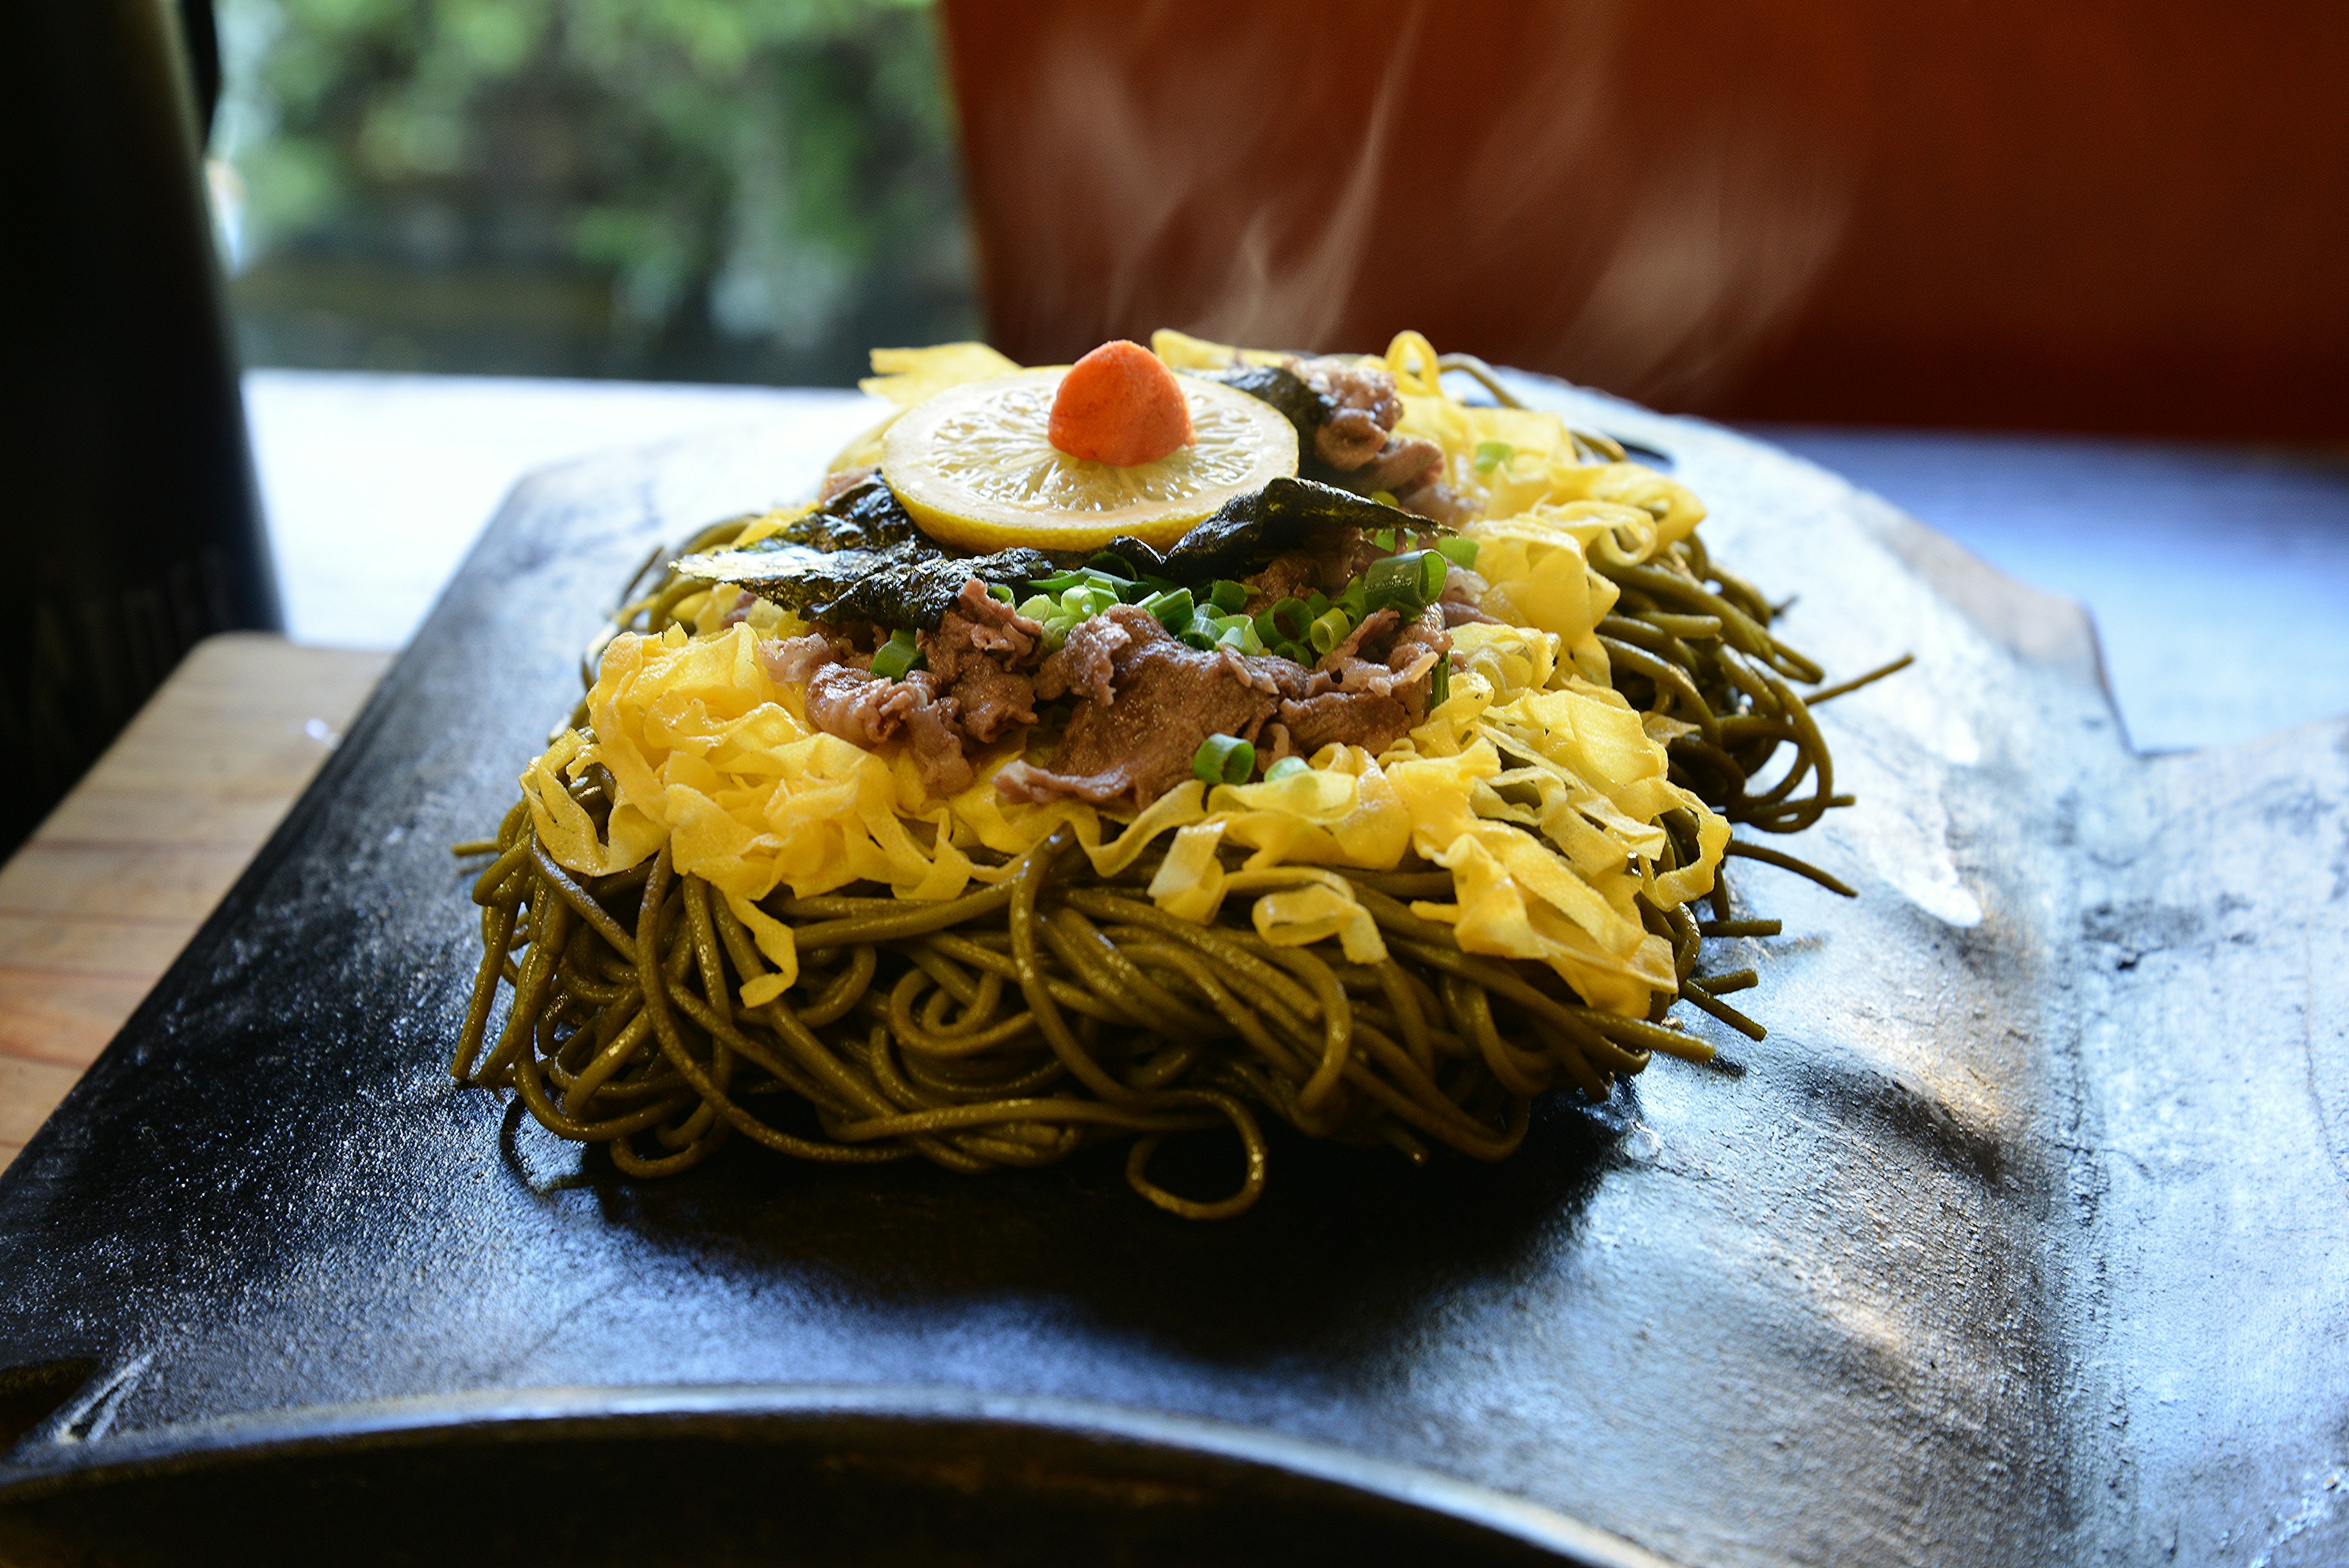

[674,475,1052,628]
[1101,477,1438,582]
[677,477,1439,629]
[1187,365,1332,447]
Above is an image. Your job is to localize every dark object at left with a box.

[0,0,280,857]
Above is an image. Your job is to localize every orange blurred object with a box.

[1048,340,1197,464]
[940,0,2349,440]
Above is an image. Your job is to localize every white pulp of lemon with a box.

[880,368,1299,552]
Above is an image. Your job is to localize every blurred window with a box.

[209,0,974,384]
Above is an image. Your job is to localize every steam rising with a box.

[978,1,1855,407]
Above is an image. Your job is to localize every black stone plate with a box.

[3,382,2344,1567]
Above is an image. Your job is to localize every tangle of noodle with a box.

[450,334,1901,1217]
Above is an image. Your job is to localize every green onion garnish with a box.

[987,583,1015,603]
[1434,537,1480,570]
[1193,733,1255,786]
[1370,491,1398,508]
[1140,585,1194,631]
[1430,658,1452,707]
[1255,596,1313,648]
[1473,440,1515,472]
[1265,756,1310,783]
[1361,550,1448,612]
[1308,607,1353,655]
[1208,579,1249,614]
[1087,549,1140,580]
[1033,566,1134,598]
[870,628,924,680]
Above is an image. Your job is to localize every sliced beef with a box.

[1308,527,1390,590]
[1033,612,1129,705]
[921,579,1042,682]
[921,579,1044,743]
[800,664,924,749]
[1276,605,1451,757]
[761,630,864,686]
[1338,436,1444,497]
[1395,474,1478,524]
[758,578,1044,795]
[1239,550,1323,613]
[1441,596,1499,627]
[1278,688,1417,757]
[1293,356,1403,471]
[996,606,1305,809]
[896,675,978,793]
[1438,565,1497,626]
[944,662,1036,745]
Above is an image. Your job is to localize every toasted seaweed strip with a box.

[1102,477,1437,582]
[1186,365,1334,447]
[677,535,1058,630]
[785,475,927,552]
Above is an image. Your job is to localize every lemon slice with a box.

[881,369,1299,552]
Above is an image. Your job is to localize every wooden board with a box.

[0,633,389,1170]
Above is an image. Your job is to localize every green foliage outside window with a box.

[213,0,975,383]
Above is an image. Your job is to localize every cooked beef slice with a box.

[1033,612,1130,706]
[922,579,1044,744]
[1332,436,1444,497]
[1274,604,1453,757]
[760,584,1047,795]
[1293,356,1404,471]
[995,607,1306,809]
[1239,551,1323,613]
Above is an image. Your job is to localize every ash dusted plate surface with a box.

[1,380,2343,1567]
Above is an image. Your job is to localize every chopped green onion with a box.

[1265,756,1310,783]
[1140,585,1194,631]
[1193,734,1255,785]
[1336,582,1369,622]
[1273,639,1313,666]
[1255,596,1313,648]
[1137,573,1178,599]
[1208,579,1250,614]
[1370,491,1398,509]
[1178,631,1218,652]
[1033,566,1132,597]
[986,583,1016,604]
[870,629,924,681]
[1433,537,1480,570]
[1372,527,1396,551]
[1362,550,1449,612]
[1473,440,1515,472]
[1430,658,1452,707]
[1201,612,1266,656]
[1087,549,1140,580]
[1308,607,1353,655]
[1016,593,1053,621]
[1060,583,1118,619]
[1305,590,1330,618]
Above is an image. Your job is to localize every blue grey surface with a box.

[1746,428,2349,754]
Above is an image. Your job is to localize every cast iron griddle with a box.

[1,382,2343,1567]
